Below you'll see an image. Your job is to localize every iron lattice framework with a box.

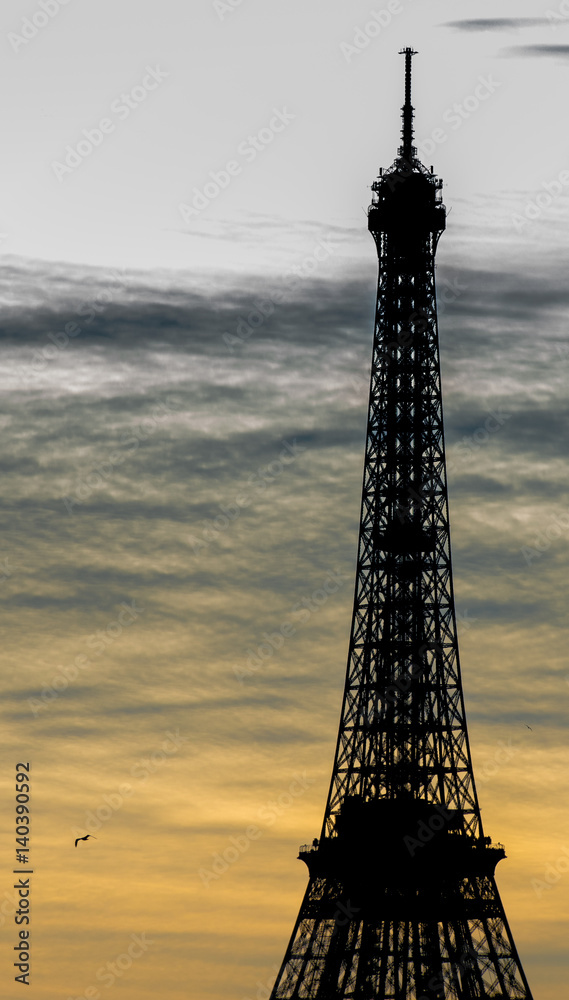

[269,50,533,1000]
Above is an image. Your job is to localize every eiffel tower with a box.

[268,49,534,999]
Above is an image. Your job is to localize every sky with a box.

[0,1,568,998]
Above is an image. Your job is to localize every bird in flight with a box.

[75,835,97,847]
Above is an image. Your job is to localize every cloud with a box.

[502,44,569,59]
[444,18,557,32]
[0,242,565,997]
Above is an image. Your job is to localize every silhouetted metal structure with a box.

[269,49,533,999]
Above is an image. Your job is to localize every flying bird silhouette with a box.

[75,835,97,847]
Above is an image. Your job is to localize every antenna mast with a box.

[399,46,417,162]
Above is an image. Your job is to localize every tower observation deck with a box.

[268,49,534,999]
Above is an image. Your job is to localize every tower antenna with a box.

[399,46,417,162]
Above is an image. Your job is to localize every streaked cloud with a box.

[502,44,569,58]
[444,18,558,32]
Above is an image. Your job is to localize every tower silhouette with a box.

[269,50,534,999]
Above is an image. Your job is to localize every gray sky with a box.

[1,0,568,271]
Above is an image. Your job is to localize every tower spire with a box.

[399,46,417,162]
